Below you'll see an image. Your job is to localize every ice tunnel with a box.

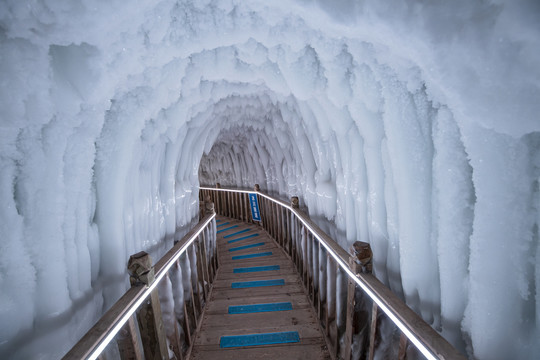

[1,0,539,359]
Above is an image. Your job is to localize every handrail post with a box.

[204,196,215,216]
[290,196,300,272]
[215,183,221,215]
[344,241,373,360]
[203,197,217,280]
[116,314,144,360]
[128,252,169,360]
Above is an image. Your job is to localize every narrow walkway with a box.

[190,216,331,360]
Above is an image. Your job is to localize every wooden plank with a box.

[280,207,286,249]
[218,258,292,271]
[136,288,169,360]
[194,335,324,349]
[234,192,239,219]
[276,204,282,246]
[239,193,244,221]
[225,191,230,217]
[204,229,215,282]
[220,246,279,259]
[182,254,199,333]
[219,240,277,253]
[195,323,323,346]
[217,266,297,281]
[302,226,309,288]
[198,308,318,333]
[398,332,408,360]
[344,256,359,360]
[170,317,184,360]
[336,266,348,358]
[219,254,284,266]
[275,203,279,243]
[195,237,208,302]
[243,193,248,222]
[327,257,338,355]
[284,209,290,255]
[211,284,306,301]
[293,217,301,274]
[190,338,330,360]
[230,192,235,219]
[368,302,378,360]
[189,247,203,320]
[308,232,315,303]
[204,294,311,315]
[262,196,268,232]
[318,244,327,332]
[116,315,144,360]
[235,192,240,220]
[183,302,193,347]
[212,274,303,290]
[211,226,219,279]
[219,239,276,252]
[313,238,320,319]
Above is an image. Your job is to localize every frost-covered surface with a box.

[0,0,539,359]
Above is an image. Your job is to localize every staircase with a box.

[190,216,330,359]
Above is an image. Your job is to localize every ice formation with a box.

[0,0,539,359]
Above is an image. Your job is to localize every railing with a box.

[200,184,466,360]
[63,211,217,360]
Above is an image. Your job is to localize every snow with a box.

[0,0,539,359]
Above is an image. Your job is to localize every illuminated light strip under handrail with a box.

[200,186,443,360]
[64,213,216,360]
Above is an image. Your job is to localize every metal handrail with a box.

[63,213,216,360]
[200,186,465,360]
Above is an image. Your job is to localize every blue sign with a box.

[249,193,261,221]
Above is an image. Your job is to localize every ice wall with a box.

[0,0,539,359]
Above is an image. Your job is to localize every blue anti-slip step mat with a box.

[220,331,300,348]
[233,265,280,273]
[216,219,222,222]
[216,222,230,227]
[231,279,285,289]
[232,252,272,260]
[228,242,265,252]
[228,302,293,314]
[217,225,239,233]
[227,233,259,244]
[224,228,251,238]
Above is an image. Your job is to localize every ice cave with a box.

[1,0,539,359]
